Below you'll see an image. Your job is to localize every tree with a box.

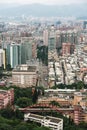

[13,87,32,102]
[49,101,60,107]
[37,46,48,66]
[1,64,4,70]
[52,81,85,90]
[6,64,12,71]
[33,126,50,130]
[0,66,3,77]
[76,81,84,89]
[32,89,38,104]
[0,123,12,130]
[0,107,14,119]
[14,109,24,119]
[16,97,32,108]
[78,122,87,129]
[15,124,29,130]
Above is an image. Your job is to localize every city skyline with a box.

[0,0,86,5]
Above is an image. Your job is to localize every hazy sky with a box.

[0,0,86,5]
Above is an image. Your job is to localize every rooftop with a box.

[25,113,63,124]
[13,64,37,72]
[28,113,44,120]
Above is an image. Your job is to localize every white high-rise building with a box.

[0,49,6,69]
[7,43,21,68]
[43,29,48,46]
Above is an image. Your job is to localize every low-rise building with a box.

[24,113,63,130]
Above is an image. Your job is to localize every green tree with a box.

[37,46,48,66]
[0,107,14,119]
[0,123,12,130]
[6,64,12,71]
[14,87,32,102]
[0,66,3,78]
[76,81,84,89]
[33,126,50,130]
[49,101,60,107]
[15,124,29,130]
[32,89,38,104]
[16,97,32,108]
[14,109,24,119]
[78,122,87,129]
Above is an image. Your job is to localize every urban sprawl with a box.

[0,17,87,130]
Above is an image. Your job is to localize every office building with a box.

[48,27,56,51]
[21,41,37,64]
[12,64,37,88]
[6,43,21,68]
[83,21,87,29]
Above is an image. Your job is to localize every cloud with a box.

[0,0,86,5]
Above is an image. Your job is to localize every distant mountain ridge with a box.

[0,3,87,17]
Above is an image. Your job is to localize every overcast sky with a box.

[0,0,87,5]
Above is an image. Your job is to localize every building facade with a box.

[12,64,37,88]
[6,43,21,68]
[21,41,37,64]
[0,89,14,109]
[56,30,78,49]
[0,49,6,69]
[48,27,56,51]
[24,113,63,130]
[43,29,48,46]
[62,43,75,56]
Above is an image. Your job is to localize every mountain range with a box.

[0,3,87,17]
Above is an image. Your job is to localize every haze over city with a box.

[0,0,86,5]
[0,0,87,130]
[0,0,86,17]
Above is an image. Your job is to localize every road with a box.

[38,63,48,88]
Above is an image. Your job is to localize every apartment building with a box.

[43,29,48,46]
[74,105,85,125]
[62,43,75,56]
[0,49,6,69]
[0,88,14,109]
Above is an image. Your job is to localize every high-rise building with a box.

[48,27,56,51]
[43,29,48,46]
[56,30,78,49]
[83,21,87,29]
[0,49,6,69]
[56,30,62,48]
[21,41,37,64]
[0,22,5,33]
[62,43,75,56]
[6,43,21,68]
